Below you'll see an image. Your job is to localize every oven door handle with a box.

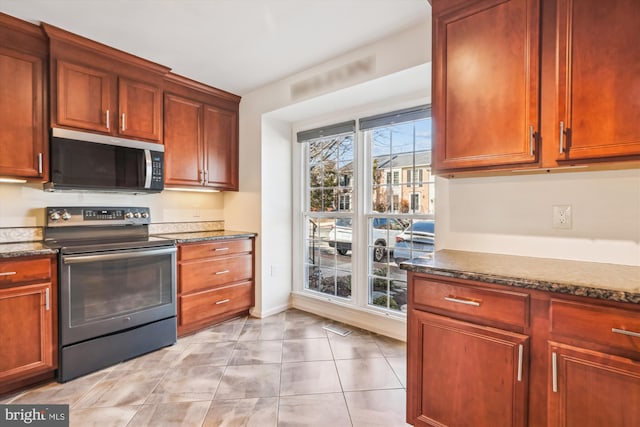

[63,247,176,264]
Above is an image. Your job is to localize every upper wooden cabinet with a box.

[433,0,540,171]
[164,73,240,191]
[43,23,168,142]
[0,14,47,180]
[553,0,640,162]
[432,0,640,175]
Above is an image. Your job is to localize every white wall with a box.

[0,182,224,227]
[224,21,432,317]
[436,168,640,266]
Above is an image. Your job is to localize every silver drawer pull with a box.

[45,288,50,311]
[552,352,558,393]
[215,299,230,305]
[612,328,640,338]
[0,271,17,276]
[214,247,229,251]
[444,296,481,307]
[215,270,230,275]
[517,344,523,382]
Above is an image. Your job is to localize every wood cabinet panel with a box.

[0,257,51,286]
[177,238,254,336]
[0,282,53,383]
[0,37,45,179]
[163,94,203,186]
[180,281,252,326]
[203,105,238,190]
[548,342,640,427]
[163,73,240,191]
[179,239,252,261]
[433,0,539,171]
[555,0,640,160]
[118,78,162,141]
[550,299,640,355]
[412,276,529,328]
[179,254,253,294]
[56,60,112,133]
[408,309,529,427]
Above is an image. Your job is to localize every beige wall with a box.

[436,168,640,266]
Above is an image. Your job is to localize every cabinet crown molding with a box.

[41,22,171,76]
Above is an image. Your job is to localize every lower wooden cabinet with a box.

[0,255,57,394]
[408,310,529,427]
[407,272,640,427]
[177,238,254,336]
[548,342,640,427]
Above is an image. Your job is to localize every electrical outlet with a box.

[552,205,572,229]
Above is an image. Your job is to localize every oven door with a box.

[59,246,176,346]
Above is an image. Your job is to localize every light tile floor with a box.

[2,309,409,427]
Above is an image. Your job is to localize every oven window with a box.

[67,252,173,326]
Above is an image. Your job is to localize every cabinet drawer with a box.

[179,239,252,261]
[550,299,640,354]
[413,277,529,328]
[180,281,252,325]
[180,254,253,293]
[0,258,51,286]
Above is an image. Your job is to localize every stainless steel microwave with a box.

[45,128,164,193]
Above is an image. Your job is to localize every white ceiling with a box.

[1,0,430,95]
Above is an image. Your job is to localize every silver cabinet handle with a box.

[215,270,230,275]
[552,352,558,393]
[203,170,208,185]
[517,344,523,382]
[214,247,229,252]
[559,121,565,154]
[121,113,126,131]
[444,296,480,307]
[529,125,535,156]
[45,288,50,311]
[37,153,43,174]
[199,170,204,185]
[0,271,17,276]
[215,299,230,305]
[612,328,640,338]
[106,110,110,130]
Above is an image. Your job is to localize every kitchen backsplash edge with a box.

[0,221,225,243]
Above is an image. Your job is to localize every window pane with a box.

[366,116,432,313]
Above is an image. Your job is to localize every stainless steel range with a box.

[44,206,177,382]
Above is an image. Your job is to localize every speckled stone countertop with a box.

[153,230,257,243]
[0,242,57,258]
[400,250,640,304]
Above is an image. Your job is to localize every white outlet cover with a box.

[552,205,572,229]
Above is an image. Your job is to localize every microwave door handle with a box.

[144,149,152,188]
[63,247,177,264]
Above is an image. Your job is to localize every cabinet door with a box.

[118,78,162,141]
[433,0,540,171]
[56,60,112,133]
[555,0,640,161]
[0,47,45,178]
[164,94,203,186]
[407,310,529,427]
[548,342,640,426]
[0,283,53,383]
[203,105,239,190]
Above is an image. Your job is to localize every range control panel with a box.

[46,207,150,227]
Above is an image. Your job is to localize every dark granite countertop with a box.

[400,250,640,304]
[153,230,257,243]
[0,242,58,258]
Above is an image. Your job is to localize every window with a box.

[300,121,355,300]
[298,106,433,316]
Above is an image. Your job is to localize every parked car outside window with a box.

[327,217,408,262]
[392,220,435,264]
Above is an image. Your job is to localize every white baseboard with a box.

[249,302,292,319]
[291,292,407,341]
